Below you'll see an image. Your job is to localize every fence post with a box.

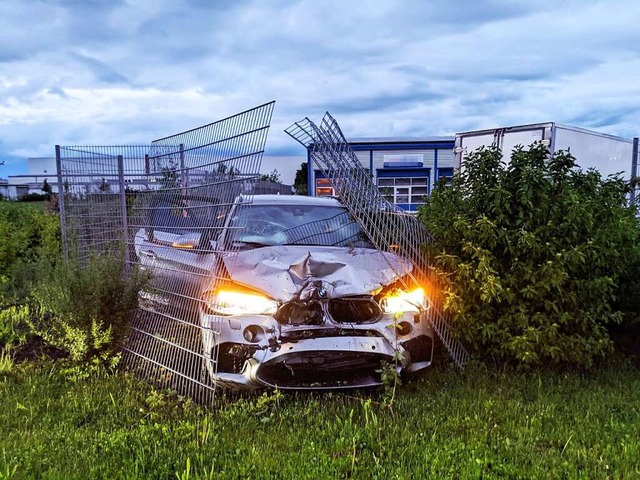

[179,142,188,189]
[632,137,638,207]
[117,154,130,273]
[55,145,68,261]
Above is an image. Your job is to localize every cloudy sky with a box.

[1,0,639,183]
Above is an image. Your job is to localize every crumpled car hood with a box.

[222,245,411,302]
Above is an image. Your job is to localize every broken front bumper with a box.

[200,309,434,390]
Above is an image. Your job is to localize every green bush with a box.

[419,143,640,367]
[18,192,48,202]
[29,255,148,363]
[0,202,61,304]
[0,202,147,370]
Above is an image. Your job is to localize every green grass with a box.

[1,363,639,479]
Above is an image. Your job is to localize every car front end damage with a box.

[200,246,434,390]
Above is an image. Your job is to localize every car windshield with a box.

[225,204,374,249]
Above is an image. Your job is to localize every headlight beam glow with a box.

[382,288,425,314]
[205,288,278,316]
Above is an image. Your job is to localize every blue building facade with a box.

[307,137,455,212]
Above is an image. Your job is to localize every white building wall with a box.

[354,152,370,169]
[437,148,454,167]
[28,157,56,176]
[553,126,633,179]
[6,175,59,199]
[373,149,437,188]
[454,123,634,181]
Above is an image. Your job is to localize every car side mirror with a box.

[171,233,201,250]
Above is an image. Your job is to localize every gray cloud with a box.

[46,86,69,99]
[0,0,639,183]
[70,53,131,85]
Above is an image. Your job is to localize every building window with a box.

[377,176,429,205]
[436,168,454,187]
[315,169,369,197]
[315,177,335,197]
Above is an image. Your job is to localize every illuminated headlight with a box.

[203,288,278,316]
[381,288,425,314]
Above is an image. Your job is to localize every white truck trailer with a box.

[454,122,639,202]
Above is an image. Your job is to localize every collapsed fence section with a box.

[57,101,275,404]
[125,102,276,404]
[286,113,468,368]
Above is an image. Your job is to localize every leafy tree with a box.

[293,162,308,195]
[41,179,52,200]
[159,167,178,188]
[215,164,240,177]
[419,143,640,367]
[98,178,111,193]
[260,169,281,183]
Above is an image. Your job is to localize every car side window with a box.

[153,201,195,235]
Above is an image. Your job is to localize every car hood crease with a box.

[221,245,412,302]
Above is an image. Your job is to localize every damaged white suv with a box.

[198,195,434,390]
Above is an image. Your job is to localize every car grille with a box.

[328,297,381,324]
[275,301,323,326]
[255,351,387,389]
[275,297,382,326]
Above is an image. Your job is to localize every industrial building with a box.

[304,125,638,212]
[0,156,294,199]
[307,137,456,212]
[3,123,638,208]
[2,157,58,199]
[455,123,639,205]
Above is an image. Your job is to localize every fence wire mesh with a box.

[286,112,469,368]
[57,102,275,404]
[57,103,464,403]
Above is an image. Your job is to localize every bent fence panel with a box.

[56,102,275,404]
[286,113,468,369]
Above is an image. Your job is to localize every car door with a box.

[136,197,219,311]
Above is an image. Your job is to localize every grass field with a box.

[1,362,639,479]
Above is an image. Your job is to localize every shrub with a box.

[29,254,148,363]
[18,192,48,202]
[419,143,640,367]
[0,202,147,370]
[0,202,61,303]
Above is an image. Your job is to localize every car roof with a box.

[243,194,343,207]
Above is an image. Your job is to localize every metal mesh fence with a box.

[55,145,149,264]
[286,112,469,368]
[57,102,275,404]
[56,103,464,402]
